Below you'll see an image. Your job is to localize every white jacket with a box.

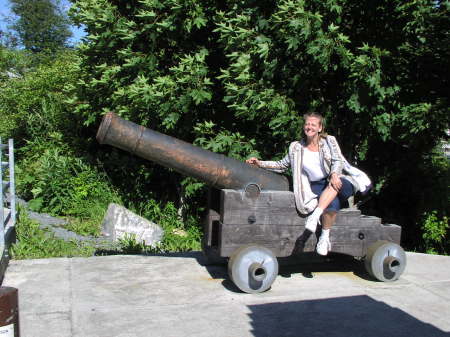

[259,136,363,214]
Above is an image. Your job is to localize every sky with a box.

[0,0,86,45]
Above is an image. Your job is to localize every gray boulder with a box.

[101,203,164,247]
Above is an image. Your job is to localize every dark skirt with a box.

[310,177,354,212]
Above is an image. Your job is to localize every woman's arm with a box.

[246,153,291,173]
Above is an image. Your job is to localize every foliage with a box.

[0,50,81,142]
[421,211,449,255]
[11,208,95,259]
[134,199,202,253]
[111,200,202,254]
[0,49,122,238]
[80,198,202,255]
[0,46,30,81]
[70,0,450,252]
[117,233,148,255]
[16,139,121,235]
[1,20,203,256]
[0,28,19,49]
[9,0,72,53]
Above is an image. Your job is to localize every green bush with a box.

[1,49,123,238]
[421,211,449,255]
[10,199,201,259]
[108,200,202,254]
[0,50,81,143]
[134,199,202,253]
[16,139,121,236]
[70,0,450,253]
[2,1,449,257]
[0,47,30,81]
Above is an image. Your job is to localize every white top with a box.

[302,147,327,182]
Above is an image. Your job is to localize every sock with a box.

[321,228,330,238]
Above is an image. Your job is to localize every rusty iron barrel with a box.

[97,112,289,191]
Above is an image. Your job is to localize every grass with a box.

[9,203,203,259]
[10,208,95,259]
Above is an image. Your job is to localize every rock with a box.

[27,210,68,226]
[101,203,164,247]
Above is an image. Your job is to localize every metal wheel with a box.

[228,245,278,293]
[365,240,406,282]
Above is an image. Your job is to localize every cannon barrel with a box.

[96,112,289,191]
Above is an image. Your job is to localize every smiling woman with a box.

[246,112,359,256]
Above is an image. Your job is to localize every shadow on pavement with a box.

[277,252,374,281]
[109,250,379,291]
[200,251,376,292]
[248,295,449,337]
[95,250,377,292]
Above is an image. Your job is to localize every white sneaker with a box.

[316,235,331,256]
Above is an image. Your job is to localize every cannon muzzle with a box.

[97,112,289,191]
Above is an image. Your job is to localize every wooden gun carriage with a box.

[97,112,407,293]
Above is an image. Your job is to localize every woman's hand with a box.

[246,157,261,167]
[330,173,342,191]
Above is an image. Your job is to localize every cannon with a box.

[97,112,407,293]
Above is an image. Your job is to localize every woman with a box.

[246,112,359,256]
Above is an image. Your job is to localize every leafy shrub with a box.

[131,199,202,253]
[70,0,450,254]
[0,47,30,81]
[16,138,121,236]
[421,211,449,255]
[105,200,202,255]
[0,50,81,144]
[1,43,203,253]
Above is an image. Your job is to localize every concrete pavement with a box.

[2,252,450,337]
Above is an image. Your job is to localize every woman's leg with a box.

[316,179,353,255]
[316,211,336,255]
[317,185,339,210]
[305,184,338,232]
[306,178,353,255]
[321,211,337,230]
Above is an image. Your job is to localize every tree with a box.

[70,0,449,252]
[9,0,72,53]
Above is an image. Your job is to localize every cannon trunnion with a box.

[97,112,406,294]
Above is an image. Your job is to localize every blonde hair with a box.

[303,112,328,138]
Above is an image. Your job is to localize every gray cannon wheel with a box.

[365,240,406,282]
[228,245,279,294]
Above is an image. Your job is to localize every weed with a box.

[135,199,202,253]
[15,139,122,237]
[108,200,203,254]
[10,208,95,259]
[421,211,449,255]
[117,233,148,254]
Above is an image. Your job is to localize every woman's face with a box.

[303,117,322,138]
